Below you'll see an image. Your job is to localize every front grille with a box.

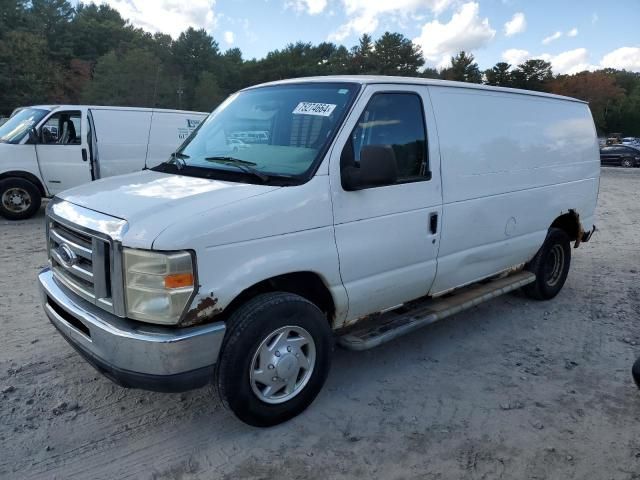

[48,219,114,312]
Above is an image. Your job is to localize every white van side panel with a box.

[146,112,205,169]
[90,109,152,178]
[428,86,599,294]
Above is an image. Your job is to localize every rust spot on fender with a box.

[182,295,222,327]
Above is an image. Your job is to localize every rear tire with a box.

[0,177,42,220]
[633,357,640,389]
[216,292,333,427]
[523,228,571,300]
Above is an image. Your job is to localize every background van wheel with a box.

[523,228,571,300]
[621,158,633,168]
[216,292,333,427]
[0,178,42,220]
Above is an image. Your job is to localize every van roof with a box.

[26,105,209,115]
[246,75,587,104]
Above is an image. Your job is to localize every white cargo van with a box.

[0,105,207,219]
[38,76,599,426]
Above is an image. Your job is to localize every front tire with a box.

[523,228,571,300]
[216,292,333,427]
[0,177,42,220]
[621,157,634,168]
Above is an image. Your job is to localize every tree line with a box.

[1,0,639,135]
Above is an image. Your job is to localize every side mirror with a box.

[342,145,398,191]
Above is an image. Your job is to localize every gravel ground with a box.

[1,167,639,480]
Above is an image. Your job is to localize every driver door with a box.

[329,85,443,323]
[36,109,92,195]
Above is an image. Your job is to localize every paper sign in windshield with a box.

[293,102,337,117]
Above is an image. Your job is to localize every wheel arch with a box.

[0,171,47,197]
[217,271,337,327]
[550,209,586,247]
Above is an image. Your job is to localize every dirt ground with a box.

[1,167,639,480]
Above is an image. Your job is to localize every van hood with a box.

[58,170,280,248]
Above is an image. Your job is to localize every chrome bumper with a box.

[39,268,226,391]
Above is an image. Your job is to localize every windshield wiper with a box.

[204,156,269,182]
[168,152,190,170]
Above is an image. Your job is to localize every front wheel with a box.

[523,228,571,300]
[216,292,333,427]
[0,177,42,220]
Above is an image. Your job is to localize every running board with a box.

[338,271,536,351]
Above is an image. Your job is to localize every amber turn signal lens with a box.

[164,273,194,289]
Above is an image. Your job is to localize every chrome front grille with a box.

[46,199,127,317]
[49,219,112,309]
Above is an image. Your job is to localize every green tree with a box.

[351,34,375,74]
[193,71,224,111]
[28,0,75,60]
[69,3,134,60]
[81,48,173,107]
[441,51,482,83]
[484,62,512,87]
[511,59,553,91]
[171,28,221,108]
[372,32,424,76]
[420,67,440,79]
[0,31,59,112]
[0,0,27,34]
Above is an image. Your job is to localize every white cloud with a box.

[413,2,496,63]
[504,12,526,37]
[328,0,455,42]
[567,27,578,37]
[542,31,562,45]
[502,47,597,74]
[600,47,640,72]
[286,0,327,15]
[99,0,217,38]
[541,48,595,74]
[223,30,234,44]
[591,13,598,24]
[502,48,529,66]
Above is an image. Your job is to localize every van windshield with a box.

[161,83,359,181]
[0,108,49,144]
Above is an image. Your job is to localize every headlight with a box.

[123,248,196,325]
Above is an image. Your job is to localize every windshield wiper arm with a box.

[168,152,190,170]
[204,156,269,182]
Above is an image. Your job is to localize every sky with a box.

[91,0,640,74]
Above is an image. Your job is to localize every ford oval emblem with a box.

[56,243,78,268]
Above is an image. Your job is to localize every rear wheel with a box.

[216,292,333,427]
[523,228,571,300]
[621,157,634,168]
[0,177,42,220]
[633,356,640,389]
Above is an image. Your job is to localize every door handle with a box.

[81,148,88,161]
[429,213,438,234]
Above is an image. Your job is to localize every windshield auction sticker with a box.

[292,102,337,117]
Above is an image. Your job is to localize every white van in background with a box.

[0,105,207,219]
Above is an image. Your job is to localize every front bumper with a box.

[39,268,226,392]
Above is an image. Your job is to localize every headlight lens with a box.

[124,248,195,325]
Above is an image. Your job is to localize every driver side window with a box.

[40,111,81,145]
[340,92,429,186]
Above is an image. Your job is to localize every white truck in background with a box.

[0,105,208,219]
